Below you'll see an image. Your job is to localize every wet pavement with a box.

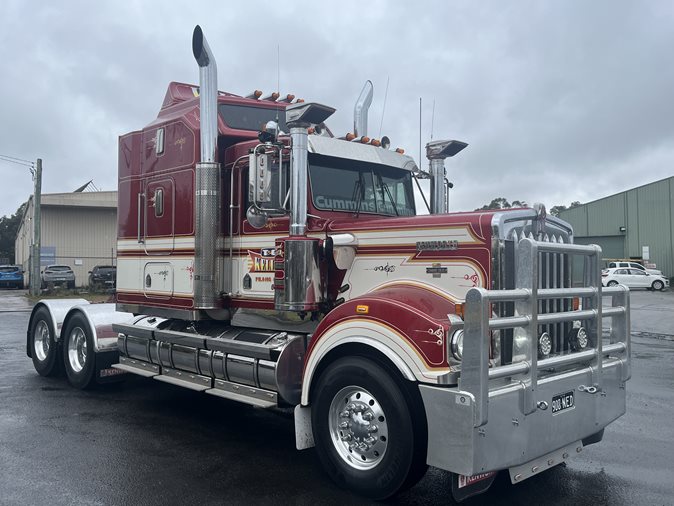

[0,289,673,506]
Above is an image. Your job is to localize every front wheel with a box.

[29,306,62,376]
[62,313,96,389]
[652,280,665,291]
[311,356,427,500]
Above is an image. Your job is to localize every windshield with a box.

[309,154,415,217]
[218,104,287,132]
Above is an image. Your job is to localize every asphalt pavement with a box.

[0,289,673,506]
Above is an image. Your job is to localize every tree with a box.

[550,201,582,217]
[0,203,27,264]
[476,197,528,211]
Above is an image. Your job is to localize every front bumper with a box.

[420,356,627,476]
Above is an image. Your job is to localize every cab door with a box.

[144,178,175,254]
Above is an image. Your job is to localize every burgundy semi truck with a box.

[27,26,630,501]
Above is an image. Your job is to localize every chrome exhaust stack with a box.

[274,103,335,312]
[192,25,221,309]
[425,139,468,214]
[353,80,373,137]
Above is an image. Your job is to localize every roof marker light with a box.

[246,90,262,99]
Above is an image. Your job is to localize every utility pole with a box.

[30,158,42,296]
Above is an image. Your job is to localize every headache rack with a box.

[461,238,630,427]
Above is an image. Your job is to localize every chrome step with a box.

[153,367,212,391]
[113,356,160,377]
[205,379,277,408]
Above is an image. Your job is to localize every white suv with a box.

[607,261,662,276]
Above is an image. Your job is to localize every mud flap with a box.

[451,471,498,502]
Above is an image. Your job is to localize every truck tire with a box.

[29,306,62,377]
[311,356,427,500]
[652,280,664,291]
[62,313,96,389]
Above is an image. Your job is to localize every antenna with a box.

[419,97,422,169]
[275,44,280,140]
[431,99,436,140]
[378,76,390,138]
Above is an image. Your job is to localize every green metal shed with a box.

[558,176,674,279]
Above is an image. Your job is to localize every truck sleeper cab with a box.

[26,25,630,502]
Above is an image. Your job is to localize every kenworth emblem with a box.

[416,240,459,251]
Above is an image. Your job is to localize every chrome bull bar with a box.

[461,238,630,428]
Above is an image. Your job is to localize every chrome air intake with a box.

[353,80,373,137]
[192,26,220,309]
[425,139,468,214]
[275,103,335,312]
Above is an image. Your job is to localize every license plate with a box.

[551,391,575,414]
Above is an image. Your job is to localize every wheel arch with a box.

[301,333,420,407]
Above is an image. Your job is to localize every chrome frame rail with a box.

[461,238,630,428]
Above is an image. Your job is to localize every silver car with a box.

[41,265,76,289]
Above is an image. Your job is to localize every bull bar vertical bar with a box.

[460,238,629,428]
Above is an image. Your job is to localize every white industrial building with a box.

[15,191,117,288]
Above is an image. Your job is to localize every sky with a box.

[1,0,673,218]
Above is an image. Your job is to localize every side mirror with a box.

[248,151,272,204]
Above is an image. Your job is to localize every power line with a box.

[0,154,34,168]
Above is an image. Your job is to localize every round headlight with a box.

[450,329,464,361]
[538,332,552,359]
[570,327,588,351]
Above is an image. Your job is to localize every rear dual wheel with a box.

[311,356,428,500]
[62,314,97,389]
[29,306,61,377]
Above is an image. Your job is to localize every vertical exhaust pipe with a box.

[353,80,373,137]
[192,25,220,309]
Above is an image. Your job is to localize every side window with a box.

[616,269,627,274]
[608,263,617,268]
[630,269,646,276]
[631,263,645,271]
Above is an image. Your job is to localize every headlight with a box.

[569,326,588,351]
[450,329,464,361]
[538,332,552,359]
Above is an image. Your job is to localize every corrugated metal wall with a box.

[41,206,117,286]
[560,176,674,277]
[14,195,117,288]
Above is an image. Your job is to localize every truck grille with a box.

[498,230,574,363]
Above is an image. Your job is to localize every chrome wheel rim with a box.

[328,386,389,470]
[33,320,50,362]
[67,326,87,373]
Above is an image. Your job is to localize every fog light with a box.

[538,332,552,359]
[569,327,588,351]
[450,329,464,360]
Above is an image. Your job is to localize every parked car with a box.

[607,261,662,276]
[0,265,24,289]
[602,267,669,291]
[41,265,76,289]
[88,265,116,288]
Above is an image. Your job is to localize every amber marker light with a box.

[572,297,580,311]
[345,133,356,141]
[395,147,405,154]
[370,138,381,147]
[356,305,370,314]
[454,303,465,319]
